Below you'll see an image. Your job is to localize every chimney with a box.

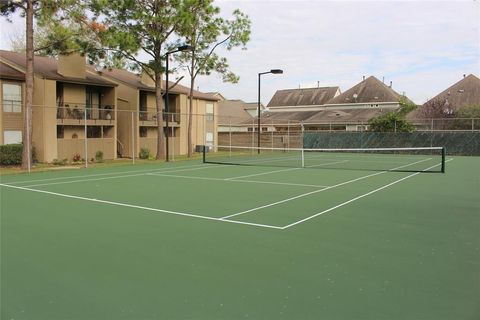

[389,81,392,88]
[57,53,86,79]
[317,81,320,88]
[140,69,155,87]
[363,75,365,81]
[382,76,385,83]
[463,74,466,78]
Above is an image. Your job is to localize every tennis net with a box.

[203,145,446,173]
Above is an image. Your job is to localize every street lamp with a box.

[165,45,193,162]
[258,69,283,153]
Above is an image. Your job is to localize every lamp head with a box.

[177,45,194,52]
[270,69,283,74]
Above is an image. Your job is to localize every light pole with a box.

[165,45,193,162]
[258,69,283,153]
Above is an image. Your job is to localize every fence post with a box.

[251,118,255,153]
[472,118,475,132]
[271,119,274,149]
[132,111,135,164]
[84,106,88,168]
[229,116,232,157]
[287,120,290,149]
[172,124,175,161]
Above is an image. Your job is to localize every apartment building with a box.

[0,50,218,162]
[96,68,218,157]
[0,50,117,162]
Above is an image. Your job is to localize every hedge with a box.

[0,144,23,165]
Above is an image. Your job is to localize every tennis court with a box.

[1,147,479,319]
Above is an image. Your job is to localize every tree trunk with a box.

[22,0,34,170]
[187,76,195,158]
[155,72,166,160]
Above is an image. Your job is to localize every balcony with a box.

[139,110,180,127]
[57,103,115,126]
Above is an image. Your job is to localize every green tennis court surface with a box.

[1,154,479,319]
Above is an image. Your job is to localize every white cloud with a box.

[1,0,479,104]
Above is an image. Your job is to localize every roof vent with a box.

[458,89,465,93]
[374,96,379,100]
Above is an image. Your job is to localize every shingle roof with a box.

[303,108,391,123]
[424,74,480,109]
[325,76,404,105]
[94,67,218,101]
[0,50,115,86]
[218,100,256,124]
[267,87,340,108]
[0,61,25,80]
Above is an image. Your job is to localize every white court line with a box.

[220,157,433,220]
[147,172,329,188]
[1,162,207,185]
[0,183,283,230]
[281,159,454,229]
[20,165,224,188]
[224,160,349,180]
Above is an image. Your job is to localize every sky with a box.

[1,0,479,105]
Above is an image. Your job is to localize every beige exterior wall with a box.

[0,79,25,145]
[31,77,57,162]
[58,138,115,161]
[63,83,86,106]
[57,54,86,79]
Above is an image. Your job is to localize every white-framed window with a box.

[205,132,214,147]
[2,83,22,113]
[206,103,214,121]
[4,130,22,144]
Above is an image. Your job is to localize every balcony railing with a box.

[57,103,114,121]
[139,110,180,123]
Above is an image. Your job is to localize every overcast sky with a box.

[1,0,479,105]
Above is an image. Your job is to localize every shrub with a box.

[95,150,104,163]
[0,144,23,165]
[139,148,150,159]
[72,153,82,162]
[52,158,67,166]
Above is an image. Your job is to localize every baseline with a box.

[0,183,282,230]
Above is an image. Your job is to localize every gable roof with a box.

[96,67,217,101]
[303,108,391,123]
[325,76,404,105]
[424,74,480,109]
[0,61,25,80]
[218,100,256,124]
[267,86,340,108]
[0,50,115,86]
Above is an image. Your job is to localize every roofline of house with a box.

[0,57,117,87]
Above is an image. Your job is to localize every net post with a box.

[301,148,305,168]
[202,145,206,163]
[441,147,446,173]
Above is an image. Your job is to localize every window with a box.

[57,126,64,139]
[2,83,22,112]
[87,126,102,138]
[4,130,22,144]
[205,132,214,147]
[140,127,147,138]
[206,103,214,121]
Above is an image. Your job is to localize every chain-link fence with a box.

[4,103,480,165]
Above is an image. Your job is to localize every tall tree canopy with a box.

[1,0,88,170]
[88,0,188,159]
[175,0,251,156]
